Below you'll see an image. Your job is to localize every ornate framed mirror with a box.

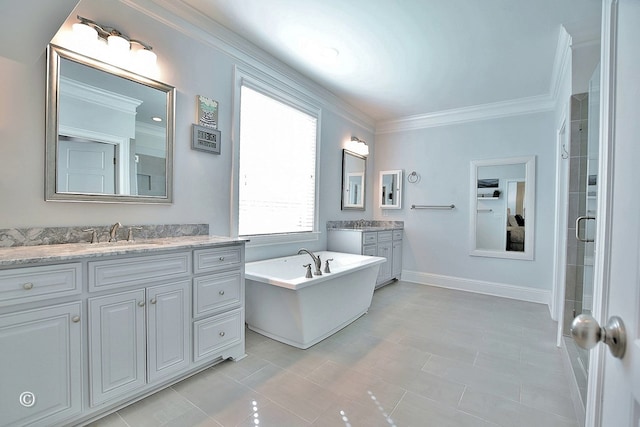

[341,149,366,210]
[45,44,175,203]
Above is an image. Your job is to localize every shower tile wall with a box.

[563,93,588,336]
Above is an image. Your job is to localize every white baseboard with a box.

[402,270,551,306]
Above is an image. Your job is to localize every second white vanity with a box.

[327,221,403,288]
[0,236,245,427]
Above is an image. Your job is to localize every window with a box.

[238,84,319,237]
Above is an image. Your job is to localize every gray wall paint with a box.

[0,0,566,294]
[0,1,373,263]
[374,112,556,291]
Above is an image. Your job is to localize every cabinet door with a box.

[89,289,146,406]
[147,281,190,383]
[0,302,82,427]
[392,240,402,279]
[376,241,393,284]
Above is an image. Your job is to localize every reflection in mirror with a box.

[341,149,366,210]
[380,170,402,209]
[46,44,175,203]
[470,156,535,260]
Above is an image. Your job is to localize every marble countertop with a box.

[327,226,403,232]
[0,235,246,266]
[325,220,403,232]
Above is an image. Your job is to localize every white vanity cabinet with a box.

[0,237,245,426]
[192,246,245,362]
[88,279,190,406]
[0,263,83,427]
[328,228,403,288]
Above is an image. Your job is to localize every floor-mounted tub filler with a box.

[245,251,385,349]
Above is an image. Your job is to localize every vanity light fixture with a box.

[72,15,157,70]
[348,136,369,156]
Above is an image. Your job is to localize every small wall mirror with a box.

[341,149,366,210]
[380,170,402,209]
[45,44,175,203]
[470,156,535,260]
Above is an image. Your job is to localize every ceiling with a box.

[180,0,601,122]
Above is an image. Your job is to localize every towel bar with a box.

[411,204,455,210]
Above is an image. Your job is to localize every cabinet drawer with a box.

[0,263,81,306]
[194,246,242,274]
[362,232,377,245]
[393,230,403,240]
[193,308,242,361]
[89,252,191,291]
[194,271,242,318]
[363,245,377,257]
[378,231,393,242]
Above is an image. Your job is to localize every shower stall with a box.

[563,65,600,407]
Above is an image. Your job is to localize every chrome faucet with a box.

[109,222,122,242]
[297,248,322,275]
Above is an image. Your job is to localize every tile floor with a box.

[89,282,578,427]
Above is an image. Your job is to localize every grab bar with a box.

[477,209,493,213]
[411,204,455,210]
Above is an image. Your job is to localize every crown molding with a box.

[375,26,574,135]
[375,94,555,135]
[549,26,573,104]
[119,0,375,133]
[60,76,142,113]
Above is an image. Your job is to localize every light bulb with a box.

[136,48,157,66]
[72,22,98,40]
[107,34,130,53]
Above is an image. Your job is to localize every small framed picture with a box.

[196,95,218,129]
[192,124,221,154]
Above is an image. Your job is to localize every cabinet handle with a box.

[150,298,157,304]
[219,331,225,337]
[72,315,80,323]
[23,282,34,290]
[138,301,145,307]
[219,290,225,296]
[219,256,225,261]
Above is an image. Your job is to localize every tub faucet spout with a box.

[297,248,322,275]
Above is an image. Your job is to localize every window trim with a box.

[231,66,322,246]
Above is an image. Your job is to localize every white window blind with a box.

[238,85,318,237]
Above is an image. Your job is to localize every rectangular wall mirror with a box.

[45,44,175,203]
[341,149,366,210]
[380,170,403,209]
[470,156,535,260]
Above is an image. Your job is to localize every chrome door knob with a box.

[571,314,626,359]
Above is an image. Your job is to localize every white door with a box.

[584,1,640,425]
[57,137,116,194]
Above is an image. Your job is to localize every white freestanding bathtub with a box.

[245,251,385,349]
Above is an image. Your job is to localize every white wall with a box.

[0,0,374,262]
[374,111,556,302]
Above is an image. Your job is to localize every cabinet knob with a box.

[219,256,225,261]
[150,298,157,304]
[219,331,225,337]
[72,315,80,323]
[138,301,145,307]
[219,290,225,296]
[23,282,34,290]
